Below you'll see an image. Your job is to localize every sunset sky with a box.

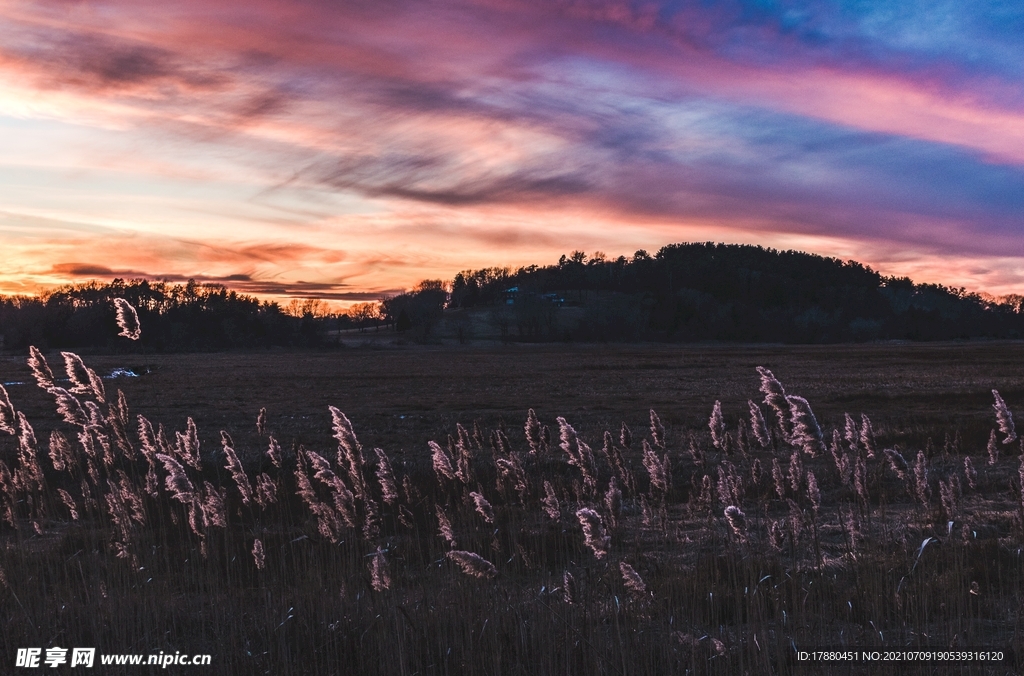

[2,0,1023,304]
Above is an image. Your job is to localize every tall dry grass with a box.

[0,326,1021,674]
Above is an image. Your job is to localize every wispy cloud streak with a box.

[1,0,1023,296]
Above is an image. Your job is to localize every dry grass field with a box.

[1,342,1023,674]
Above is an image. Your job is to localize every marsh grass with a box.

[0,344,1022,674]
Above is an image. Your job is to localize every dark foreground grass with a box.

[1,343,1023,675]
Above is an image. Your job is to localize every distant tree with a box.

[396,309,412,333]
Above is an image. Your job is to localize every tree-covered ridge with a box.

[446,243,1024,342]
[2,243,1023,349]
[0,279,336,351]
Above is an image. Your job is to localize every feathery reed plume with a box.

[787,396,824,456]
[137,415,158,459]
[575,508,610,559]
[806,471,820,513]
[601,430,634,494]
[58,488,80,521]
[114,389,130,427]
[430,441,456,483]
[373,448,399,505]
[174,418,202,470]
[252,538,266,570]
[0,461,13,526]
[60,352,92,396]
[370,547,391,591]
[113,298,142,340]
[735,418,749,455]
[363,496,381,543]
[987,429,999,465]
[136,415,162,496]
[115,469,145,525]
[788,448,803,493]
[266,435,282,468]
[525,408,543,455]
[649,409,665,449]
[79,399,101,427]
[642,440,667,495]
[913,450,930,506]
[541,480,560,520]
[495,456,527,503]
[992,389,1017,443]
[756,366,791,440]
[884,449,909,481]
[491,429,512,459]
[256,408,267,436]
[578,439,598,494]
[786,499,804,541]
[938,477,958,520]
[1019,453,1024,514]
[255,472,278,507]
[853,454,868,503]
[396,478,419,510]
[398,504,415,530]
[747,400,771,448]
[87,364,106,402]
[436,504,457,547]
[94,424,115,468]
[447,550,498,579]
[470,491,495,523]
[619,562,647,596]
[750,458,763,485]
[829,429,851,485]
[715,465,733,507]
[48,387,88,428]
[562,570,576,604]
[709,400,725,450]
[859,414,876,458]
[557,417,596,492]
[640,494,653,526]
[455,423,475,484]
[16,412,44,492]
[48,430,73,472]
[620,421,632,449]
[294,454,343,542]
[557,416,583,467]
[329,406,366,498]
[304,448,356,528]
[155,453,196,504]
[0,386,15,435]
[843,413,860,452]
[604,476,622,528]
[687,432,704,467]
[105,406,134,460]
[28,346,55,389]
[472,420,485,450]
[724,505,747,539]
[771,458,786,499]
[221,433,253,505]
[767,519,785,550]
[200,481,227,527]
[964,456,978,490]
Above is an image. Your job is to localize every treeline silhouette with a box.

[0,279,344,351]
[448,243,1024,343]
[2,243,1023,350]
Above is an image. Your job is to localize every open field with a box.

[1,342,1024,674]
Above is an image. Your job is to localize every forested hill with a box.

[445,243,1024,343]
[1,243,1023,350]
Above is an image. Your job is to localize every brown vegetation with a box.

[1,342,1023,674]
